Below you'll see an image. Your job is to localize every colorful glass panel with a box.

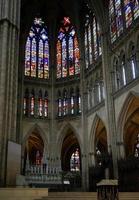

[25,37,31,76]
[69,36,74,76]
[115,0,123,37]
[56,17,80,78]
[74,36,80,74]
[133,0,139,20]
[85,29,89,68]
[88,24,93,64]
[44,41,49,79]
[62,38,67,77]
[38,39,44,78]
[124,0,133,28]
[31,38,37,77]
[25,18,49,79]
[58,98,62,117]
[109,0,117,42]
[30,96,35,115]
[38,98,43,116]
[44,99,48,117]
[56,41,62,78]
[93,17,98,60]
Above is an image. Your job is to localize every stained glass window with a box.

[56,17,80,78]
[70,89,75,115]
[63,90,68,116]
[84,11,102,69]
[130,46,136,79]
[25,18,49,79]
[58,91,62,117]
[30,90,35,116]
[109,0,123,43]
[76,88,81,114]
[121,55,126,85]
[124,0,133,28]
[133,0,139,20]
[38,91,43,117]
[24,89,29,115]
[44,91,48,117]
[70,148,80,171]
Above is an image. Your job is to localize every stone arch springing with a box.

[22,124,48,173]
[89,114,108,166]
[117,91,139,158]
[56,122,82,171]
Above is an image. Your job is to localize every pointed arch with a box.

[57,122,82,155]
[89,114,107,155]
[117,91,139,143]
[22,123,49,154]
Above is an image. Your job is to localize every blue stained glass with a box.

[62,38,67,77]
[133,0,139,19]
[69,36,74,76]
[115,0,123,36]
[38,39,44,78]
[25,18,49,79]
[124,0,133,28]
[25,37,31,76]
[85,29,89,68]
[58,32,65,40]
[44,41,49,79]
[31,38,37,77]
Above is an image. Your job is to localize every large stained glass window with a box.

[56,17,80,78]
[25,18,49,79]
[109,0,139,42]
[84,11,102,69]
[109,0,123,43]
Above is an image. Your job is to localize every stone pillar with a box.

[101,27,118,178]
[0,0,21,185]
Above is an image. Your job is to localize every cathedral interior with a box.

[0,0,139,192]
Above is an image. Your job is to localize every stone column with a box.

[0,0,21,185]
[101,25,118,178]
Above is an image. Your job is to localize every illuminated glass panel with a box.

[88,24,93,64]
[109,0,117,42]
[25,18,49,79]
[93,17,98,60]
[115,0,123,37]
[97,24,102,56]
[62,38,67,77]
[58,98,62,117]
[133,0,139,20]
[38,39,44,78]
[25,37,31,76]
[74,36,80,74]
[70,95,74,115]
[70,148,80,171]
[69,36,74,76]
[63,90,68,116]
[124,0,133,28]
[38,98,43,116]
[44,40,49,79]
[30,92,35,116]
[56,41,62,78]
[44,91,48,117]
[56,17,80,78]
[85,29,89,68]
[31,38,37,77]
[44,99,48,117]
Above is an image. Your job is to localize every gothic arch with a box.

[56,122,81,156]
[22,123,49,157]
[89,114,108,165]
[117,91,139,157]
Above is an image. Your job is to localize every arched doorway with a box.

[119,94,139,191]
[23,131,44,174]
[61,129,81,189]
